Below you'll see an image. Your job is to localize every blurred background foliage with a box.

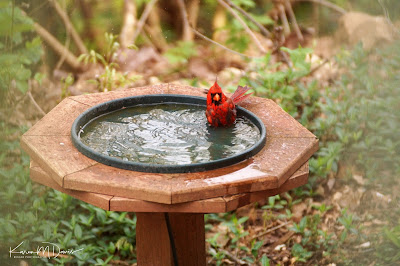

[1,0,400,265]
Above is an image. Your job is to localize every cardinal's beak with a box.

[213,93,220,102]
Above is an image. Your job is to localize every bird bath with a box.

[21,83,318,265]
[71,94,266,173]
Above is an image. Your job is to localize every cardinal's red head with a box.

[207,81,227,106]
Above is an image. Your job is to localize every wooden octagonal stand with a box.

[21,84,318,265]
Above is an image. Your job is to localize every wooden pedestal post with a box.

[136,212,206,266]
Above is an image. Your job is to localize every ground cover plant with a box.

[1,0,400,265]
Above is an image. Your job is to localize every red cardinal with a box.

[205,81,252,127]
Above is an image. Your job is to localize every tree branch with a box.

[132,0,158,43]
[251,221,291,241]
[26,90,46,117]
[187,0,200,32]
[224,0,271,37]
[295,0,346,15]
[120,0,137,48]
[33,22,83,71]
[48,0,87,54]
[190,26,257,58]
[217,0,267,54]
[176,0,193,41]
[284,0,303,42]
[278,4,290,36]
[221,248,247,265]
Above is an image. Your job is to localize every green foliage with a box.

[164,41,198,65]
[260,254,270,266]
[240,47,317,120]
[338,209,360,244]
[0,4,43,105]
[61,73,74,98]
[291,243,313,262]
[262,195,287,210]
[223,214,249,244]
[313,42,400,179]
[79,33,140,92]
[225,20,251,53]
[0,123,137,264]
[206,233,226,265]
[232,0,256,9]
[377,224,400,263]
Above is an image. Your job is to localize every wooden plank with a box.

[64,163,173,204]
[24,98,90,136]
[169,137,317,204]
[31,160,308,213]
[167,83,207,97]
[253,137,318,187]
[70,83,169,106]
[224,163,309,211]
[240,98,317,138]
[21,135,97,187]
[30,161,112,210]
[136,213,205,266]
[110,196,227,213]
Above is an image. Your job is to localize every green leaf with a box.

[74,224,83,240]
[384,227,400,248]
[252,14,274,25]
[260,254,270,266]
[232,0,255,8]
[238,216,249,224]
[164,41,198,65]
[127,44,138,50]
[16,79,28,93]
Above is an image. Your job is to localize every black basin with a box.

[71,94,266,173]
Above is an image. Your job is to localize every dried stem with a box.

[190,26,256,58]
[132,0,158,43]
[295,0,346,15]
[48,0,87,54]
[377,0,400,36]
[278,4,290,35]
[26,90,46,117]
[54,0,71,70]
[251,221,291,241]
[224,0,271,37]
[33,22,83,71]
[210,247,247,265]
[284,0,303,42]
[221,249,247,265]
[217,0,267,54]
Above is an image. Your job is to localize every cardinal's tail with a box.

[231,85,253,104]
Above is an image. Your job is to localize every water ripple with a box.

[80,104,260,165]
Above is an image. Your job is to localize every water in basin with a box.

[80,103,261,165]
